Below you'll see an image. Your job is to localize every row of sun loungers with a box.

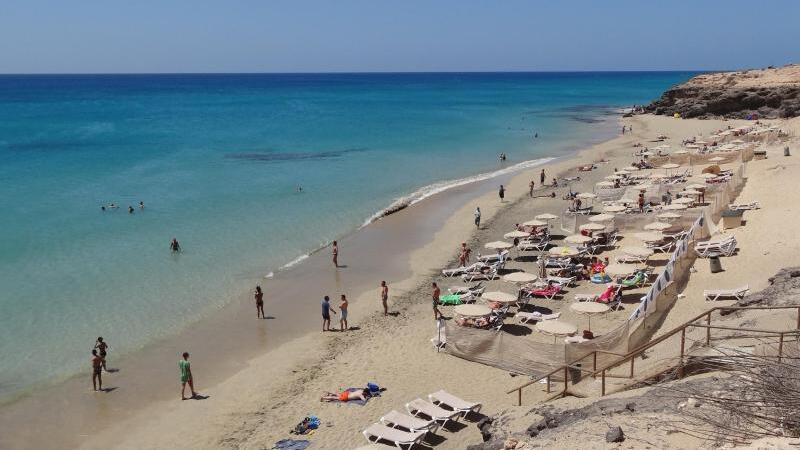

[362,391,481,449]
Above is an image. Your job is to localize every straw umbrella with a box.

[699,173,718,179]
[709,156,725,163]
[589,213,615,222]
[621,246,654,258]
[536,320,578,343]
[501,272,538,283]
[686,183,706,190]
[662,203,688,211]
[485,241,514,250]
[565,234,593,245]
[482,291,520,303]
[535,213,559,221]
[634,231,663,242]
[523,219,548,227]
[576,192,597,200]
[605,263,646,277]
[657,212,682,220]
[644,221,672,231]
[504,230,530,239]
[570,302,609,331]
[580,222,606,231]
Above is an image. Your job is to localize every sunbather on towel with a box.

[320,388,369,403]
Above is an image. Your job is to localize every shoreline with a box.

[0,111,623,450]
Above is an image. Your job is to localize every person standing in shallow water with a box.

[332,241,339,267]
[540,169,546,185]
[529,180,535,197]
[474,207,481,228]
[254,285,265,319]
[170,238,181,253]
[179,352,196,400]
[94,337,109,371]
[498,185,505,202]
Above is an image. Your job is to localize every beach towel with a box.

[290,416,320,435]
[273,439,311,450]
[439,294,463,305]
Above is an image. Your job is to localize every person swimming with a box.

[170,238,181,253]
[139,201,144,209]
[128,206,134,214]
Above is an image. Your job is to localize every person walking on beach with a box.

[170,238,181,253]
[380,281,389,316]
[540,169,546,185]
[431,282,442,320]
[179,352,196,400]
[321,295,337,331]
[339,294,349,331]
[474,207,481,229]
[498,185,505,202]
[91,349,104,391]
[638,192,645,213]
[332,241,339,268]
[529,180,535,197]
[94,337,109,372]
[459,242,472,267]
[254,285,265,319]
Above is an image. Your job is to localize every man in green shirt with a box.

[179,352,196,400]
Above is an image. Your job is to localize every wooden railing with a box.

[507,305,800,405]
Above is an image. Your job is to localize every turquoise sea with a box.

[0,72,695,400]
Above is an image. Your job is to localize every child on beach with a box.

[432,282,442,320]
[179,352,196,400]
[94,337,109,371]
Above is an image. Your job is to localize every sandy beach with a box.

[3,109,796,450]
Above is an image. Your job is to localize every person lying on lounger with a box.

[320,388,370,402]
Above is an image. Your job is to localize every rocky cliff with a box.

[645,65,800,119]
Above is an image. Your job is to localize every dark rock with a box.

[606,426,625,443]
[625,402,636,412]
[526,424,540,437]
[467,438,505,450]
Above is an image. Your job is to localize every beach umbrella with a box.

[634,232,663,242]
[661,163,680,169]
[576,192,597,200]
[504,230,530,239]
[621,246,654,258]
[565,234,593,244]
[695,140,708,145]
[570,302,609,331]
[482,291,520,302]
[732,139,745,144]
[699,173,718,179]
[644,221,672,231]
[596,181,615,188]
[549,246,579,257]
[535,213,559,221]
[605,263,646,277]
[603,205,627,213]
[536,320,578,343]
[523,219,548,227]
[686,183,706,190]
[580,222,606,231]
[657,212,682,220]
[485,241,514,250]
[709,156,725,162]
[589,213,615,222]
[682,189,702,196]
[501,271,538,283]
[454,304,492,317]
[663,203,688,211]
[672,197,694,206]
[622,166,638,172]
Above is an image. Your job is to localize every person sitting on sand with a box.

[321,388,370,403]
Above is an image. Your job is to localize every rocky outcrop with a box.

[729,267,800,309]
[645,65,800,119]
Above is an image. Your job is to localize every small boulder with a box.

[606,425,625,443]
[625,402,636,412]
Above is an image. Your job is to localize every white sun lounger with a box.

[461,267,498,282]
[363,422,427,449]
[380,410,439,434]
[428,390,482,417]
[703,285,750,302]
[729,201,760,211]
[517,311,561,324]
[405,398,460,426]
[442,262,483,277]
[478,250,509,263]
[547,275,577,287]
[695,235,737,257]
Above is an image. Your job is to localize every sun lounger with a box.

[729,201,760,211]
[645,240,675,253]
[517,239,551,252]
[703,285,749,301]
[380,410,439,434]
[547,275,577,287]
[545,257,572,269]
[428,390,482,418]
[405,398,460,426]
[461,266,498,282]
[448,283,484,296]
[442,262,484,277]
[478,250,509,263]
[517,311,561,324]
[615,253,648,264]
[521,284,563,300]
[363,422,427,449]
[695,235,737,257]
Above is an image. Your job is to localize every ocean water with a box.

[0,72,695,399]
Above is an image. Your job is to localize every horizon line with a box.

[0,69,716,76]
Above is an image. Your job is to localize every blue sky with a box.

[1,0,799,73]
